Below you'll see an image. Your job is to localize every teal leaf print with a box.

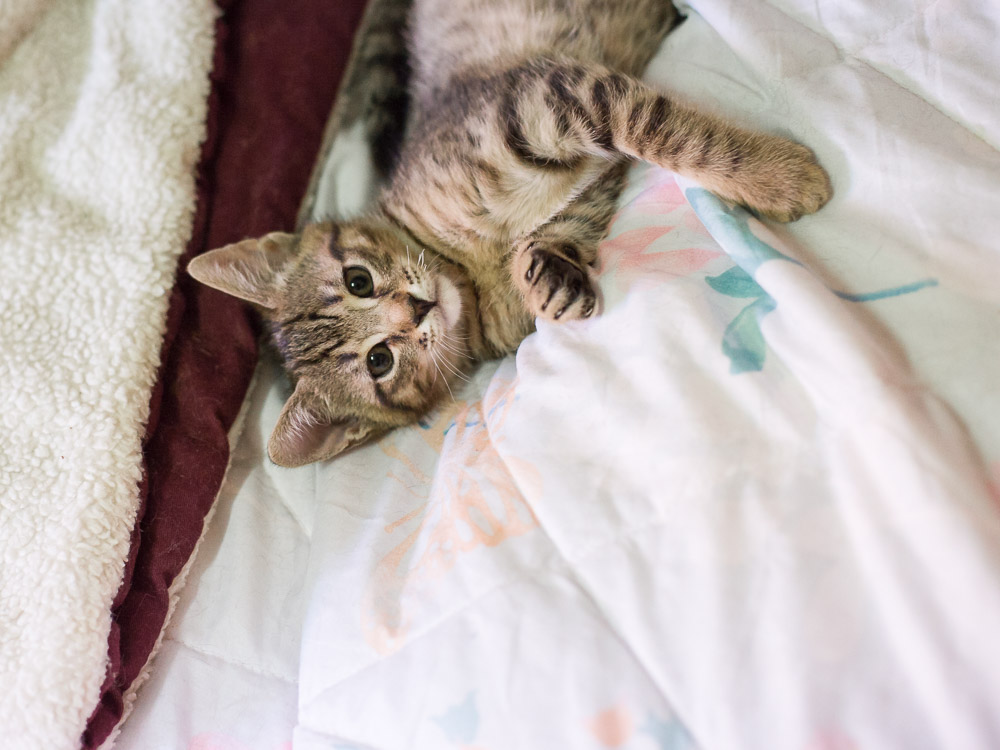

[834,279,938,302]
[433,691,479,744]
[642,713,696,750]
[706,265,764,298]
[684,187,794,272]
[722,295,777,374]
[682,182,937,376]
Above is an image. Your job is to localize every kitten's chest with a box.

[394,155,601,253]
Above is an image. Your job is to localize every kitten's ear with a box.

[268,384,381,467]
[187,232,298,309]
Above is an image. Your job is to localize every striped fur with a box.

[333,0,413,176]
[190,0,833,465]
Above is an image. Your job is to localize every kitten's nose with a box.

[408,294,436,325]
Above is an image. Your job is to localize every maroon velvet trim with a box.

[81,0,368,747]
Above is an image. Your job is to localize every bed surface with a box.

[114,1,1000,748]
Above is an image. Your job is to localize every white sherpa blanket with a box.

[0,2,216,748]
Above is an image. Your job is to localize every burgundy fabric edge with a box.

[80,3,235,747]
[80,0,370,746]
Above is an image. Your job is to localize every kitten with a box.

[189,0,832,467]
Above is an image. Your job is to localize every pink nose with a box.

[408,295,436,325]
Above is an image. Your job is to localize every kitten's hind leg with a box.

[511,162,628,321]
[500,59,831,222]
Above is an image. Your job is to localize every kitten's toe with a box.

[543,262,597,321]
[515,243,598,322]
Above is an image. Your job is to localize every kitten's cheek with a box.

[435,275,463,330]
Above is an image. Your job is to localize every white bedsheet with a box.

[116,1,1000,748]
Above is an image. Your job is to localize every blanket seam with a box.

[160,636,299,685]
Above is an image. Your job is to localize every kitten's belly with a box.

[483,159,604,239]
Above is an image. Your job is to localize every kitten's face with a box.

[188,220,480,466]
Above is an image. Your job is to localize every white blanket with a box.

[0,2,216,748]
[116,1,1000,748]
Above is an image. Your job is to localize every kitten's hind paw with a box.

[513,241,598,322]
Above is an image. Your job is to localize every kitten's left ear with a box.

[267,383,382,467]
[187,231,298,309]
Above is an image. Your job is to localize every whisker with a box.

[430,352,456,402]
[430,339,470,381]
[442,367,470,385]
[442,331,473,356]
[436,330,467,355]
[429,351,439,386]
[438,340,471,362]
[436,352,471,382]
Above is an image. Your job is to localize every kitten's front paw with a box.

[513,241,597,322]
[742,139,833,222]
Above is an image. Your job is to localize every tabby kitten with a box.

[189,0,832,467]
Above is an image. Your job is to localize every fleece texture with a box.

[0,1,217,748]
[81,2,370,744]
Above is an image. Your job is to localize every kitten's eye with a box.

[344,266,374,297]
[366,343,394,378]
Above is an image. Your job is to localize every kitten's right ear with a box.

[267,383,382,467]
[187,232,298,309]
